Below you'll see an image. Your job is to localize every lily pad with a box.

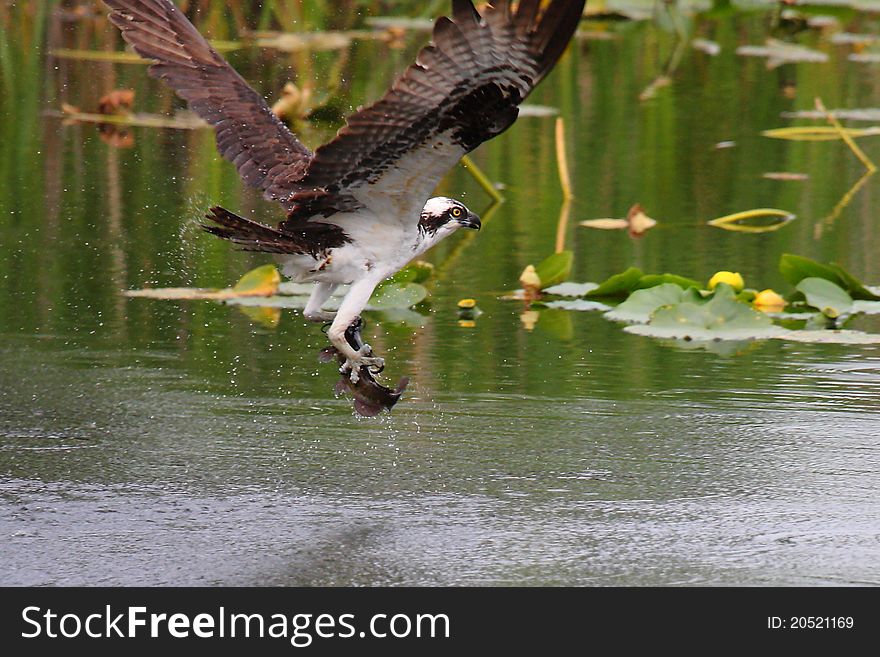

[585,267,644,299]
[736,40,828,67]
[126,264,281,300]
[780,254,842,288]
[366,283,429,310]
[828,264,880,301]
[853,300,880,315]
[579,218,629,230]
[777,330,880,345]
[383,261,434,286]
[543,282,599,297]
[762,126,880,141]
[779,254,880,300]
[626,289,784,341]
[604,284,687,323]
[796,278,853,319]
[535,251,574,290]
[636,273,702,290]
[708,208,795,233]
[542,299,611,312]
[231,264,282,296]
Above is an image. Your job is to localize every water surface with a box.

[1,2,879,586]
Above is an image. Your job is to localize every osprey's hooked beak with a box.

[456,211,481,231]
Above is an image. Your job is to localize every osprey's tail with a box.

[202,207,349,257]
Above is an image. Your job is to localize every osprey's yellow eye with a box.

[451,207,463,217]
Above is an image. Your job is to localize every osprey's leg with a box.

[303,282,338,323]
[327,277,385,383]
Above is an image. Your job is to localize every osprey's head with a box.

[419,197,481,237]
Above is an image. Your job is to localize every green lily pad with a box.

[626,290,784,341]
[779,254,880,301]
[853,300,880,315]
[383,261,435,286]
[367,283,429,310]
[604,283,686,323]
[231,264,281,296]
[585,267,644,299]
[535,251,574,290]
[543,299,611,312]
[636,273,702,290]
[796,278,853,319]
[543,282,599,297]
[224,282,428,312]
[777,330,880,345]
[828,264,880,301]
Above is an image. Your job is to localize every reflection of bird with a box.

[106,0,585,380]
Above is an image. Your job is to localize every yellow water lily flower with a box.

[753,289,786,313]
[457,298,477,309]
[708,271,745,292]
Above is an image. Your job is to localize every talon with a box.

[341,345,385,382]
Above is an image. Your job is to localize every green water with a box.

[1,2,879,585]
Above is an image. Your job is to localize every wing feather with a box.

[287,0,585,222]
[104,0,311,211]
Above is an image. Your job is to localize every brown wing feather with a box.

[285,0,585,222]
[104,0,311,211]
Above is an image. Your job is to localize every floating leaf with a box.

[542,282,599,297]
[372,308,428,327]
[796,278,853,319]
[542,299,611,312]
[585,267,644,299]
[626,204,657,237]
[762,172,809,181]
[383,260,434,286]
[708,208,795,233]
[604,284,687,323]
[231,264,281,297]
[535,251,574,290]
[779,254,880,300]
[779,254,842,288]
[830,33,879,46]
[848,53,880,64]
[762,126,880,141]
[778,330,880,344]
[692,38,721,56]
[126,264,280,300]
[124,287,229,300]
[853,301,880,315]
[636,273,702,290]
[580,204,657,237]
[519,104,560,118]
[626,287,784,341]
[367,283,428,310]
[828,264,880,301]
[781,108,880,122]
[579,218,629,230]
[736,40,828,66]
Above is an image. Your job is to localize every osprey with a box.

[106,0,586,380]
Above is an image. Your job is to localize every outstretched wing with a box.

[284,0,585,224]
[104,0,311,211]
